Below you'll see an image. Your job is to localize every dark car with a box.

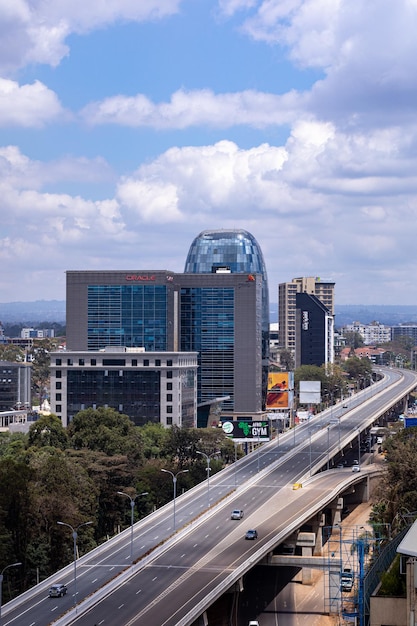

[245,529,258,540]
[48,583,67,598]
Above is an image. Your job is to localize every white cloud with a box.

[0,78,65,127]
[0,0,183,72]
[82,88,303,129]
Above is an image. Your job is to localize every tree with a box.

[28,414,68,450]
[343,331,364,349]
[28,338,59,407]
[278,349,295,371]
[68,407,143,460]
[0,344,25,362]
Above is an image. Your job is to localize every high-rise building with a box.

[278,276,335,357]
[184,229,270,412]
[61,230,269,427]
[295,293,334,368]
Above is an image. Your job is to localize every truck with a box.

[340,569,354,592]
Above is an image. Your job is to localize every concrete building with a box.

[344,321,391,345]
[50,347,198,428]
[64,269,264,426]
[0,360,31,412]
[278,276,335,356]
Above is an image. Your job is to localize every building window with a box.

[67,359,73,366]
[56,382,62,389]
[56,393,62,401]
[79,359,85,366]
[56,371,62,379]
[56,405,62,412]
[167,382,173,390]
[166,405,173,413]
[144,359,149,366]
[91,359,96,365]
[155,359,161,366]
[167,359,173,366]
[167,394,172,402]
[167,416,173,426]
[132,359,137,366]
[167,371,173,379]
[56,358,62,366]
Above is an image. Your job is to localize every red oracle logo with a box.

[125,275,156,281]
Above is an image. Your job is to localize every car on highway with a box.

[245,529,258,540]
[231,509,244,520]
[48,583,67,598]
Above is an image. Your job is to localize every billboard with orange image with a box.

[267,372,290,409]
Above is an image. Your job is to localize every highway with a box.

[3,367,416,626]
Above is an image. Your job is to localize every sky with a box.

[1,0,417,306]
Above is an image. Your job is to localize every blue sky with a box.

[1,0,417,305]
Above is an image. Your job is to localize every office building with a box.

[295,293,334,368]
[50,347,197,428]
[0,360,31,412]
[184,229,269,413]
[62,229,268,427]
[278,276,335,356]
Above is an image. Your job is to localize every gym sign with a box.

[222,420,270,442]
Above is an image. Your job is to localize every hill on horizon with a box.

[1,300,417,327]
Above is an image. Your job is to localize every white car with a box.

[352,465,361,472]
[231,509,244,520]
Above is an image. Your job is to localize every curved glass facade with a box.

[184,229,269,410]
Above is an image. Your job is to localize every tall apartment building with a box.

[278,277,335,353]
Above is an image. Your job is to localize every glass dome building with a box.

[184,229,270,412]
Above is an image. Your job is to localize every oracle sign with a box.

[125,275,156,281]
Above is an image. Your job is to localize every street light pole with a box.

[117,491,148,564]
[57,520,93,610]
[196,450,220,508]
[0,562,21,622]
[161,469,189,530]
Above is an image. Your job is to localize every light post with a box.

[196,450,220,508]
[57,520,93,609]
[161,469,189,530]
[357,428,361,468]
[327,425,331,470]
[0,562,21,622]
[117,491,148,564]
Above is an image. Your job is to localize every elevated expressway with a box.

[3,368,417,626]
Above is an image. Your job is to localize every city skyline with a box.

[1,1,417,305]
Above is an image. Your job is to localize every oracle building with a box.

[54,229,269,428]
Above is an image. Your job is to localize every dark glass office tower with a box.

[184,229,269,411]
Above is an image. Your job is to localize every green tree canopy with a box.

[28,414,68,450]
[68,407,143,460]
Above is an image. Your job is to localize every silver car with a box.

[48,584,67,598]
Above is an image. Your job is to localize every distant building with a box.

[0,360,31,412]
[392,324,417,344]
[344,321,391,345]
[21,328,55,339]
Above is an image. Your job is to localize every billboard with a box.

[266,372,294,409]
[299,380,321,405]
[222,419,270,442]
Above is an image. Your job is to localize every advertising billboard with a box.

[266,372,294,409]
[222,419,270,442]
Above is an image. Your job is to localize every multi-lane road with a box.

[3,367,416,626]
